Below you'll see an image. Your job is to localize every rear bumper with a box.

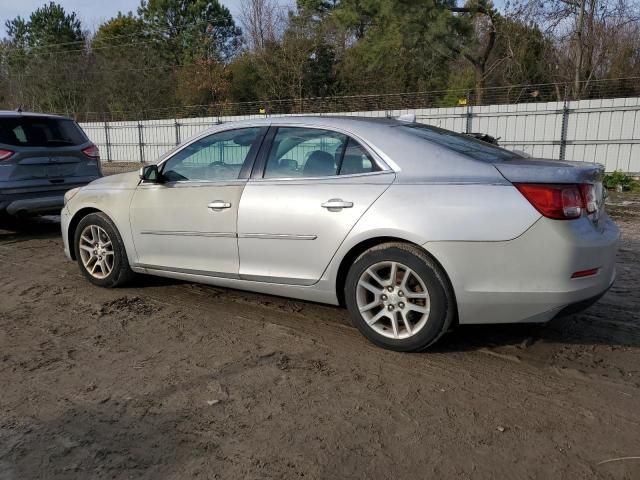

[0,182,94,215]
[554,282,612,318]
[425,215,620,324]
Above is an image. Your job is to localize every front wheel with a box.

[74,212,134,287]
[344,243,455,352]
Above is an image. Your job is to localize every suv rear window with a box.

[0,116,87,147]
[398,123,521,162]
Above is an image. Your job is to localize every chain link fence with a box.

[80,78,640,174]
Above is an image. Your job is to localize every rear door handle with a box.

[208,200,232,210]
[321,199,353,211]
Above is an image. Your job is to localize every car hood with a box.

[83,170,141,190]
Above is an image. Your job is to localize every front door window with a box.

[162,127,261,182]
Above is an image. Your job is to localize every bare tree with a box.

[506,0,640,98]
[239,0,285,51]
[449,1,500,104]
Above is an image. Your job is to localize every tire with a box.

[73,212,135,287]
[344,242,455,352]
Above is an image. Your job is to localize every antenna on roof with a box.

[397,113,416,123]
[16,105,23,113]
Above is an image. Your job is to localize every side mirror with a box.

[139,164,160,182]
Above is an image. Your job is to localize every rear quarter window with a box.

[0,116,87,147]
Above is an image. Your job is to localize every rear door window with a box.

[264,128,347,178]
[0,116,87,147]
[338,138,377,175]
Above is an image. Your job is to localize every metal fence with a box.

[81,93,640,174]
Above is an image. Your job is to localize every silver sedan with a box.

[61,117,619,351]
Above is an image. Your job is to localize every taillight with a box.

[515,183,585,220]
[0,148,14,161]
[579,184,598,214]
[514,183,598,220]
[82,144,100,158]
[516,183,600,220]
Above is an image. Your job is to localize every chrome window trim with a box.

[247,170,394,184]
[138,179,248,189]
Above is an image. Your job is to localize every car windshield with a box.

[0,116,87,147]
[398,123,522,162]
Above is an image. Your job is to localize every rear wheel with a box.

[344,243,455,351]
[74,212,134,287]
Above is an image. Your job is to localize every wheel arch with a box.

[67,207,103,260]
[334,236,457,314]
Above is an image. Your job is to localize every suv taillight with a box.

[82,144,100,158]
[0,149,14,161]
[515,183,595,220]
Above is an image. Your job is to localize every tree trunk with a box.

[474,63,485,105]
[574,0,586,99]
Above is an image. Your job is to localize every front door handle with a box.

[321,199,354,211]
[208,200,232,211]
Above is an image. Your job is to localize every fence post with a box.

[559,88,570,161]
[103,120,112,163]
[137,122,145,164]
[174,119,181,146]
[465,91,473,134]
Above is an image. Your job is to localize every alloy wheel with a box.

[356,261,431,339]
[78,225,115,279]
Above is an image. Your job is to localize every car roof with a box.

[207,115,408,145]
[224,115,401,128]
[0,110,73,121]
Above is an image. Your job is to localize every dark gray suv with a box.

[0,111,101,218]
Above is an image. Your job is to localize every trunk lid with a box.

[493,158,604,185]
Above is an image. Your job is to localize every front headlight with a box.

[64,187,82,206]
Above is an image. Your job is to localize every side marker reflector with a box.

[571,268,600,279]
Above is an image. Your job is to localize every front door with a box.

[130,127,264,276]
[238,127,394,285]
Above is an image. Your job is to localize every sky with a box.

[0,0,244,37]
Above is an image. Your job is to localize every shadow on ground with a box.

[0,215,63,249]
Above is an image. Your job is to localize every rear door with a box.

[237,126,395,285]
[0,115,100,186]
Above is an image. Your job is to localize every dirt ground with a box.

[1,191,639,480]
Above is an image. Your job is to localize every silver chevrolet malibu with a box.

[61,117,619,351]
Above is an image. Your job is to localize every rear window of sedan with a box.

[398,123,522,162]
[0,116,87,147]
